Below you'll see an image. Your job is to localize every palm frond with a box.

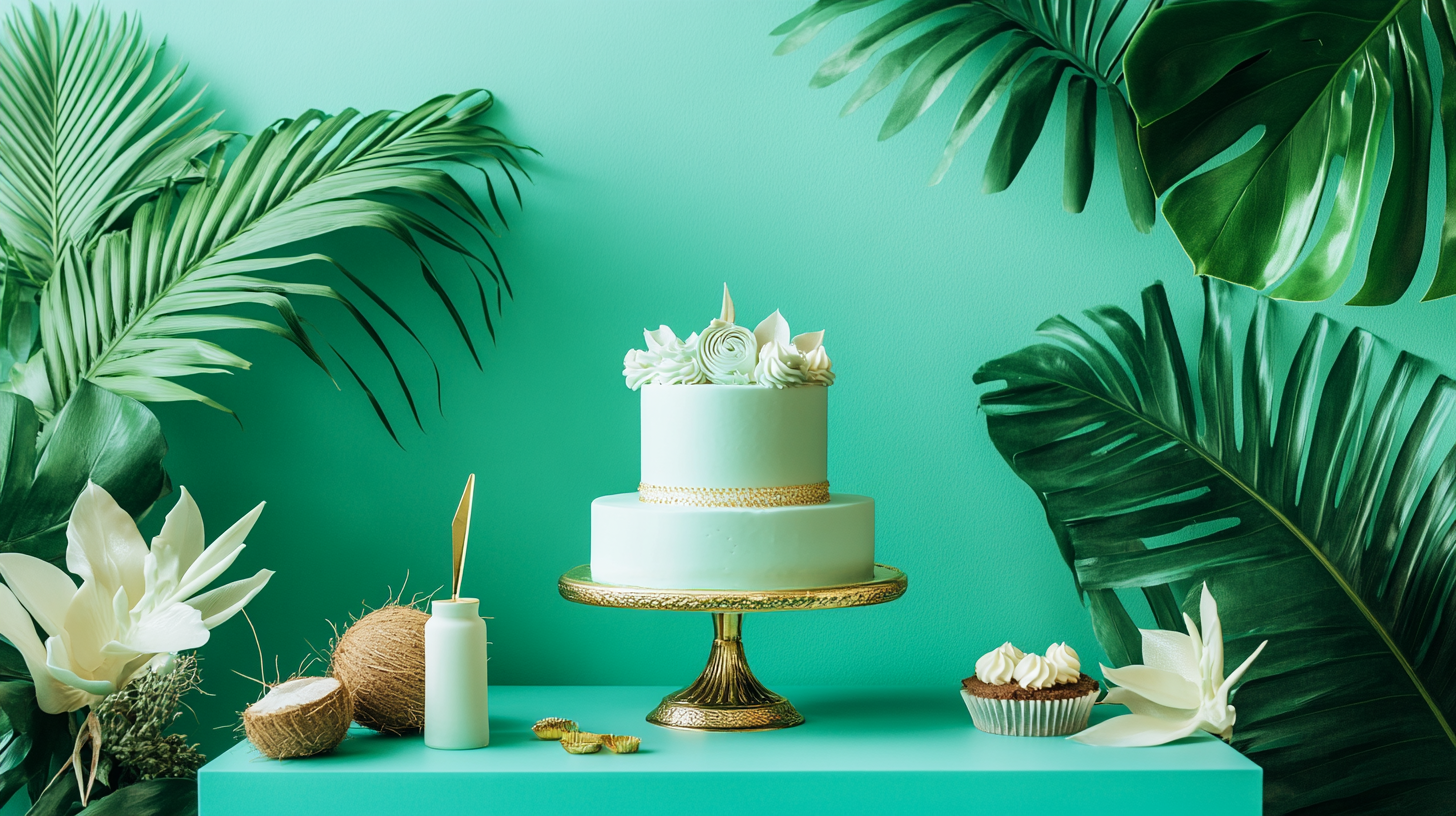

[773,0,1158,231]
[31,92,532,443]
[0,4,228,283]
[975,280,1456,813]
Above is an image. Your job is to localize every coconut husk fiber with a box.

[330,604,428,734]
[243,677,353,759]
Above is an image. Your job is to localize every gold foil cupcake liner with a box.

[960,689,1098,737]
[603,734,641,754]
[560,733,601,754]
[538,717,640,755]
[532,718,579,740]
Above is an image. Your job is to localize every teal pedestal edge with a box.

[199,686,1261,816]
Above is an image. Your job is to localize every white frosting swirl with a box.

[801,345,834,386]
[1013,653,1057,690]
[1045,642,1081,684]
[991,641,1024,662]
[753,341,807,389]
[623,348,655,391]
[698,318,758,384]
[974,649,1017,685]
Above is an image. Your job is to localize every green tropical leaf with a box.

[773,0,1159,231]
[0,680,69,811]
[1122,0,1456,304]
[0,4,229,285]
[974,280,1456,813]
[78,778,194,816]
[31,92,531,443]
[0,379,168,562]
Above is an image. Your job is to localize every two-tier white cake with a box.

[591,286,875,590]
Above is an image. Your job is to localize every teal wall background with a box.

[68,0,1456,761]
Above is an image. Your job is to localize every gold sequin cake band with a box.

[637,481,831,508]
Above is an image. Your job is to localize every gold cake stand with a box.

[557,564,907,731]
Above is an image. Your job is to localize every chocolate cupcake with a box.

[961,642,1100,736]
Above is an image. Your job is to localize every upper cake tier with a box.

[641,384,826,490]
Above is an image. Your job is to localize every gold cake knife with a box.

[451,474,475,601]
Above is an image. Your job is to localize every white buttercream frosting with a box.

[754,341,807,389]
[974,649,1017,686]
[699,318,758,384]
[1045,642,1081,684]
[1013,653,1057,690]
[620,286,834,389]
[801,345,834,386]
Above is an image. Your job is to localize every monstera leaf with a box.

[1123,0,1456,304]
[975,280,1456,813]
[0,380,168,562]
[773,0,1159,230]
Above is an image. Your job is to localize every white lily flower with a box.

[0,482,272,714]
[1070,584,1266,747]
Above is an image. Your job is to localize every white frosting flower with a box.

[621,288,837,389]
[753,341,807,389]
[650,329,707,386]
[698,318,758,384]
[1045,642,1081,684]
[975,649,1017,685]
[623,348,656,391]
[801,345,834,386]
[1013,653,1057,690]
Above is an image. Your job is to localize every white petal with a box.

[1101,664,1202,709]
[149,487,205,593]
[66,481,148,602]
[61,581,115,674]
[1216,640,1268,706]
[754,310,791,350]
[720,283,734,323]
[1101,686,1194,721]
[44,637,117,697]
[1199,583,1225,688]
[792,330,824,354]
[185,569,273,628]
[0,586,90,713]
[176,502,265,600]
[1140,628,1199,683]
[0,553,76,638]
[643,325,680,352]
[109,602,208,655]
[1068,713,1204,747]
[1183,612,1204,670]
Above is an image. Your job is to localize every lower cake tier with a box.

[590,493,874,590]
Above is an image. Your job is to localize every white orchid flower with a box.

[1071,583,1266,747]
[0,482,272,714]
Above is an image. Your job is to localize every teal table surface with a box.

[199,685,1261,816]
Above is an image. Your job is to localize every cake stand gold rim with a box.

[557,564,907,612]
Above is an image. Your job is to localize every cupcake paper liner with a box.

[960,688,1098,737]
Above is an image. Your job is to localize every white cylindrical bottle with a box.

[424,598,490,749]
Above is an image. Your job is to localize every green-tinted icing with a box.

[199,686,1260,816]
[97,0,1456,765]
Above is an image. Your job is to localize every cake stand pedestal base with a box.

[648,613,803,731]
[557,564,907,732]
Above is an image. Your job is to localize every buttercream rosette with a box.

[961,641,1098,737]
[620,286,836,390]
[699,318,758,384]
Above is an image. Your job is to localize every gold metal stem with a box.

[647,613,804,731]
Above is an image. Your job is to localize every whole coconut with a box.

[330,604,428,734]
[243,676,353,759]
